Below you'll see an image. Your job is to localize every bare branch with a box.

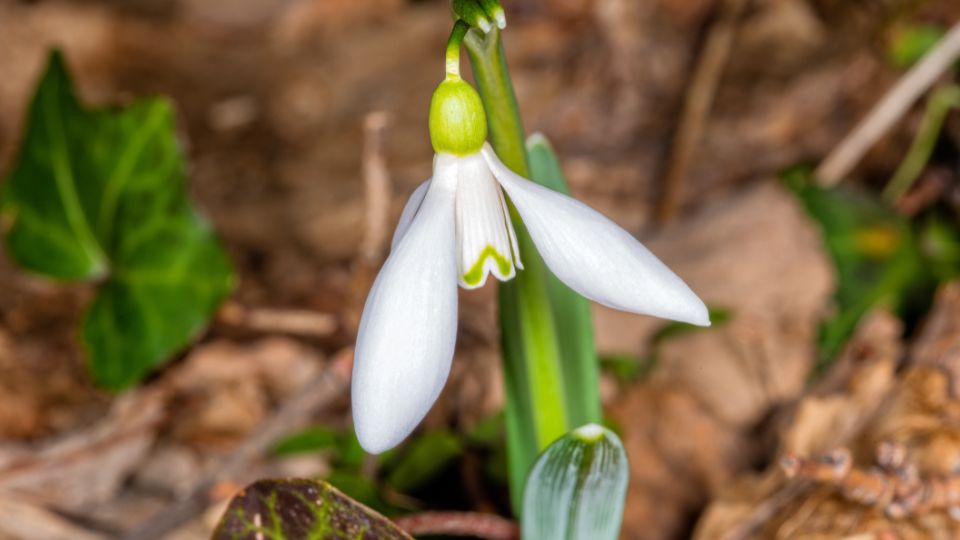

[816,21,960,186]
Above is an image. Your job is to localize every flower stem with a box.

[464,27,571,512]
[445,20,470,80]
[464,29,528,174]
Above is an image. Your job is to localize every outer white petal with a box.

[353,164,458,454]
[390,178,431,251]
[481,144,709,326]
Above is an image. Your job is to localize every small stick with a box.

[816,21,960,186]
[719,481,812,540]
[657,0,748,223]
[360,111,393,264]
[393,511,520,540]
[119,351,352,540]
[218,301,337,337]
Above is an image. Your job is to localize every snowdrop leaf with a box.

[522,424,629,540]
[526,134,602,428]
[2,51,234,390]
[213,479,412,540]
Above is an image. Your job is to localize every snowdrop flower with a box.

[352,74,708,454]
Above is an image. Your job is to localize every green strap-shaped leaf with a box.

[522,424,629,540]
[526,134,602,429]
[3,51,234,389]
[213,479,413,540]
[464,28,570,513]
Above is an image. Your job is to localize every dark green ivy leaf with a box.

[213,479,412,540]
[2,51,234,390]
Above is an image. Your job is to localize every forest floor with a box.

[1,0,960,539]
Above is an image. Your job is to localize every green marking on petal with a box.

[463,244,513,286]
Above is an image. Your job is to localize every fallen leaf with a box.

[0,388,164,511]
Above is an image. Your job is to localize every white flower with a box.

[352,141,709,454]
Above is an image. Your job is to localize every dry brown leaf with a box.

[910,282,960,395]
[596,182,832,426]
[780,312,901,458]
[0,497,105,540]
[612,384,754,539]
[601,181,833,540]
[0,388,164,511]
[166,338,323,449]
[696,284,960,539]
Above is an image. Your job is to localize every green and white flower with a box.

[352,68,708,455]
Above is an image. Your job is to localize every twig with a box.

[218,301,338,337]
[719,480,812,540]
[393,511,520,540]
[816,21,960,186]
[345,111,393,334]
[0,498,108,540]
[119,350,352,540]
[360,111,392,264]
[657,0,748,223]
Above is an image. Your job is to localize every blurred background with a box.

[2,0,960,539]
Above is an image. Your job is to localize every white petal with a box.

[352,164,459,454]
[390,178,431,252]
[482,144,709,326]
[453,153,522,289]
[497,185,523,272]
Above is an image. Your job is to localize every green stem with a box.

[883,84,960,203]
[464,29,528,174]
[445,20,470,79]
[464,27,569,510]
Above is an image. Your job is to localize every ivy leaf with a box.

[522,424,629,540]
[2,51,234,390]
[213,479,413,540]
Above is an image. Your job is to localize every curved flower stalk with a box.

[352,22,709,454]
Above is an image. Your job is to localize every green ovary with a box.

[463,244,513,286]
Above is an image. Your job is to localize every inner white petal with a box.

[453,153,522,289]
